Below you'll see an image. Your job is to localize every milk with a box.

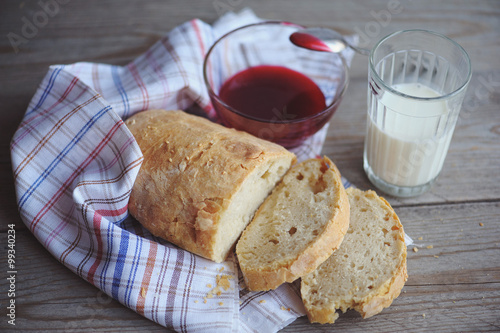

[365,83,454,187]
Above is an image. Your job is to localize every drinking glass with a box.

[364,29,472,197]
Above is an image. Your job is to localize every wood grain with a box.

[1,202,498,332]
[0,0,499,332]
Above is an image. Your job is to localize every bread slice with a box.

[126,110,296,263]
[301,187,408,324]
[236,156,350,291]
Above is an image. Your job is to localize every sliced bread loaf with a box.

[236,156,350,291]
[301,187,407,324]
[126,110,296,263]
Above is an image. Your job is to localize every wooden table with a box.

[1,0,499,332]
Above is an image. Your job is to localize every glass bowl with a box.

[203,21,349,148]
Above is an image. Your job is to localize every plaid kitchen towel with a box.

[11,8,355,333]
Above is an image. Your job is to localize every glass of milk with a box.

[364,30,471,197]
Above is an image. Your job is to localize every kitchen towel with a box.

[11,8,355,333]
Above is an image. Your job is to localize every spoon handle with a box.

[349,44,370,56]
[294,27,371,56]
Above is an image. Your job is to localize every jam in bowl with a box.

[203,21,349,148]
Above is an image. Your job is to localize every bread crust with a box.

[303,253,408,323]
[126,109,295,262]
[237,156,350,291]
[301,188,408,324]
[357,193,408,318]
[358,255,407,318]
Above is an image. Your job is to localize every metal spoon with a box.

[290,27,370,56]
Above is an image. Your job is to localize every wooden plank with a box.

[1,201,498,332]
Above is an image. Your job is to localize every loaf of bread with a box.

[301,187,408,324]
[236,156,350,291]
[126,110,296,263]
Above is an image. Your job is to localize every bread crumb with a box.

[203,298,208,304]
[413,247,419,252]
[479,222,484,227]
[434,255,439,258]
[426,245,434,249]
[141,287,146,298]
[204,274,234,301]
[280,306,291,311]
[212,286,222,296]
[417,236,423,241]
[219,267,225,272]
[259,300,266,304]
[219,302,224,306]
[194,300,199,304]
[216,274,234,291]
[422,313,426,318]
[168,158,173,162]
